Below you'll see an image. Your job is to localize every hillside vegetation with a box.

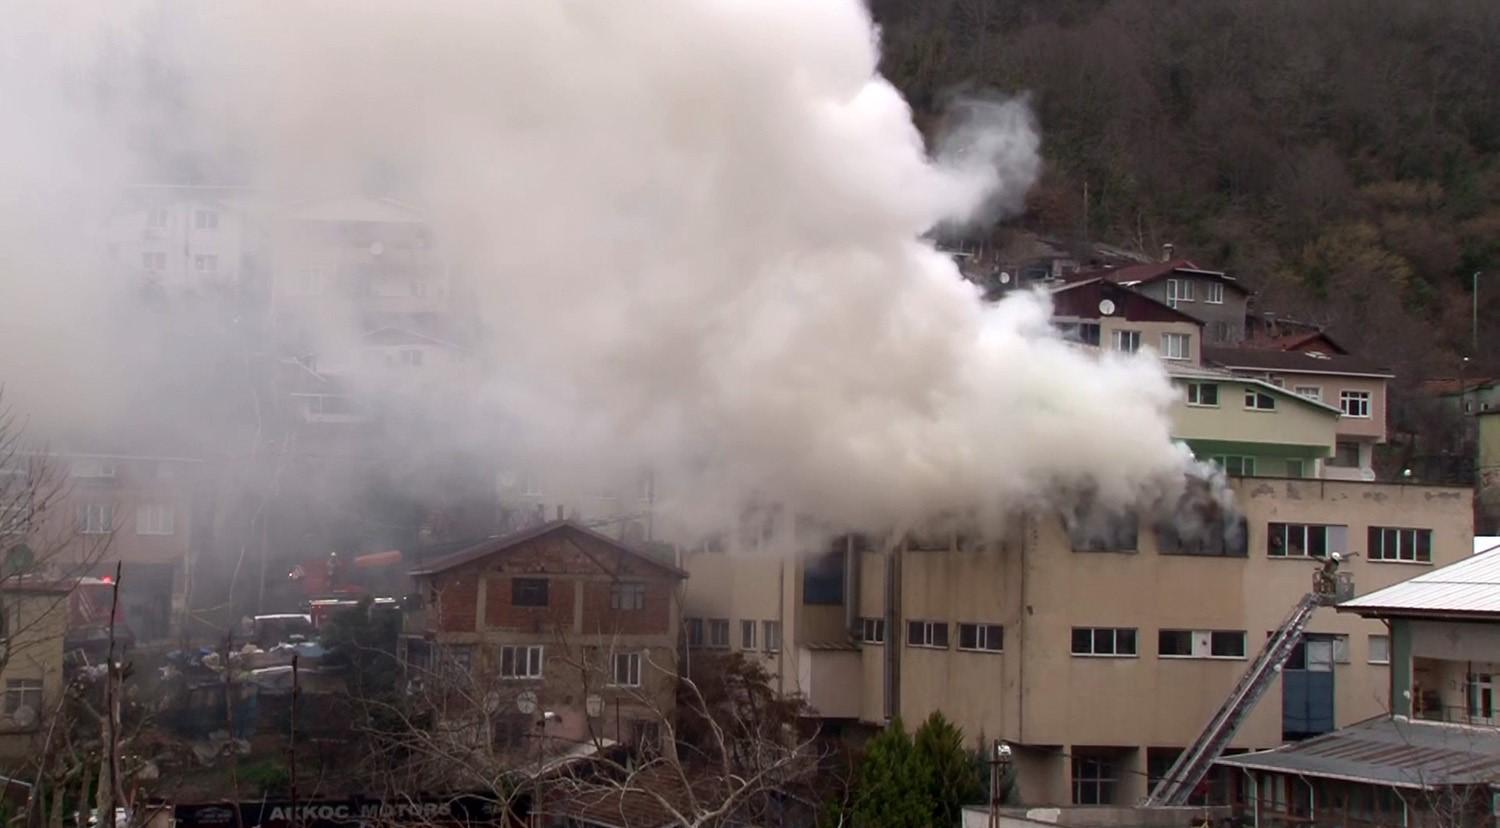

[873,0,1500,383]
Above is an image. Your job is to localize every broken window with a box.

[1064,497,1138,553]
[802,545,845,605]
[511,577,549,608]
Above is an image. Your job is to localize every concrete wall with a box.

[1260,373,1387,443]
[0,589,68,761]
[1170,379,1337,453]
[1134,276,1248,346]
[1097,318,1202,365]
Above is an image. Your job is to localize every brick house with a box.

[404,520,686,757]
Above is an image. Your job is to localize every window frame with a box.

[499,644,544,680]
[3,679,42,715]
[1071,627,1138,658]
[1243,389,1277,411]
[1073,755,1118,805]
[906,620,950,649]
[76,503,113,535]
[1294,385,1323,402]
[1157,629,1247,659]
[1205,282,1225,304]
[1369,634,1391,665]
[609,581,646,611]
[740,619,757,650]
[1160,332,1192,361]
[1267,523,1347,559]
[1186,382,1220,408]
[860,617,885,644]
[1368,526,1434,563]
[511,577,550,608]
[610,651,642,687]
[135,503,175,536]
[1211,455,1257,477]
[1340,390,1372,418]
[686,617,704,648]
[707,618,731,649]
[957,622,1003,653]
[762,620,782,653]
[1111,329,1142,353]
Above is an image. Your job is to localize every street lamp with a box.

[988,742,1013,828]
[1474,271,1485,355]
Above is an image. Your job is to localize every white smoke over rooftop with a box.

[0,1,1196,543]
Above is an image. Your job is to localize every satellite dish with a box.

[1098,299,1116,316]
[11,705,36,728]
[483,691,501,715]
[516,690,538,715]
[586,694,604,718]
[999,271,1013,285]
[369,241,384,256]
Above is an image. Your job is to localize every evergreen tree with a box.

[915,711,985,826]
[849,717,933,828]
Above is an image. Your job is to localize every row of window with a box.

[1070,515,1434,563]
[860,618,1005,652]
[146,207,219,230]
[142,252,222,274]
[495,644,644,686]
[72,503,176,536]
[685,617,783,653]
[1072,627,1392,663]
[1165,278,1226,307]
[1110,330,1192,360]
[508,578,652,610]
[1183,381,1372,418]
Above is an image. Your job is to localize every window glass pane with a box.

[909,621,924,646]
[1211,632,1245,658]
[932,623,949,648]
[1072,628,1092,654]
[1117,628,1136,655]
[1094,628,1115,654]
[1159,630,1192,656]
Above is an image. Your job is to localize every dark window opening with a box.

[512,577,549,608]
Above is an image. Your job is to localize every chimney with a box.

[1162,243,1174,262]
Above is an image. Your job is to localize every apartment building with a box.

[102,185,264,293]
[4,450,200,644]
[1067,257,1252,345]
[1203,346,1392,480]
[0,581,69,761]
[403,521,684,756]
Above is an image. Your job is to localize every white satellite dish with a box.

[483,691,501,715]
[516,690,538,715]
[1098,299,1116,316]
[585,694,604,718]
[11,705,36,728]
[999,271,1012,285]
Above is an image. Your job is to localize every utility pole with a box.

[989,742,1012,828]
[288,653,299,828]
[1475,271,1483,356]
[102,562,123,828]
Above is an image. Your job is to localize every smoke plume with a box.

[0,1,1200,546]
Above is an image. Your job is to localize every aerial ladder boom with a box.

[1143,557,1350,807]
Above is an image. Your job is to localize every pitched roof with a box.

[1165,364,1344,416]
[1070,259,1249,293]
[1421,377,1500,396]
[1050,278,1205,326]
[1202,346,1393,378]
[408,520,687,579]
[1215,716,1500,788]
[1339,547,1500,619]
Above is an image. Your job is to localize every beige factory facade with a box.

[679,477,1474,805]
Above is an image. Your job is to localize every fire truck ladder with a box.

[1143,589,1328,807]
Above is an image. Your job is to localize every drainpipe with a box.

[844,535,859,639]
[1392,787,1410,828]
[1239,769,1258,828]
[883,533,903,724]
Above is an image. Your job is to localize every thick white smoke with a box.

[0,1,1194,542]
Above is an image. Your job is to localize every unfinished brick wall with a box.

[434,571,479,632]
[578,580,673,635]
[484,574,576,631]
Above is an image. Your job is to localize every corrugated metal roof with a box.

[1340,548,1500,616]
[1216,716,1500,788]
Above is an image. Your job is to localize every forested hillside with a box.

[873,0,1500,385]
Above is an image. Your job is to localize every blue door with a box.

[1283,637,1335,739]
